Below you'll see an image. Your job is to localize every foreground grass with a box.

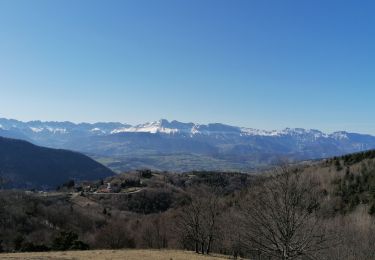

[0,249,230,260]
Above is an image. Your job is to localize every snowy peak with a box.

[330,131,349,140]
[279,128,328,138]
[111,120,255,136]
[0,118,128,136]
[111,119,185,134]
[109,119,339,139]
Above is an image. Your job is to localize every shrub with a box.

[21,242,50,252]
[139,169,153,179]
[51,231,89,251]
[369,203,375,215]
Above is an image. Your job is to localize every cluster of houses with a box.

[76,181,114,193]
[66,170,150,194]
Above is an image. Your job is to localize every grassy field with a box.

[0,249,231,260]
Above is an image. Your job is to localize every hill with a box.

[0,137,114,189]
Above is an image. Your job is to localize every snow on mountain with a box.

[29,126,68,134]
[330,131,349,140]
[111,120,275,137]
[109,120,338,139]
[1,117,375,173]
[30,127,44,133]
[0,118,372,142]
[111,120,265,136]
[240,127,281,136]
[90,128,106,134]
[111,120,181,134]
[3,117,357,140]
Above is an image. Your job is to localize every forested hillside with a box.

[1,150,375,259]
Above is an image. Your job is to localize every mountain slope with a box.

[0,137,114,189]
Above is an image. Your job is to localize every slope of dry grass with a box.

[0,249,230,260]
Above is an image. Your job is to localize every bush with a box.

[51,231,89,251]
[139,169,153,179]
[369,203,375,215]
[95,220,135,249]
[71,240,90,250]
[335,159,343,171]
[13,235,24,251]
[21,242,50,252]
[127,190,173,214]
[121,178,142,188]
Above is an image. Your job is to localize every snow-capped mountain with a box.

[0,117,358,140]
[108,119,345,139]
[1,117,375,172]
[111,120,187,134]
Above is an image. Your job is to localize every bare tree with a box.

[203,191,220,254]
[221,208,245,259]
[176,186,222,254]
[176,192,204,253]
[141,215,168,249]
[240,168,330,260]
[95,219,134,249]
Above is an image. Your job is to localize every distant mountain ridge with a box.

[0,117,366,139]
[1,117,375,172]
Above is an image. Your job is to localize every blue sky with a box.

[1,0,375,134]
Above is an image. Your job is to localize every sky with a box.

[0,0,375,134]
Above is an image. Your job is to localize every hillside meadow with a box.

[0,249,230,260]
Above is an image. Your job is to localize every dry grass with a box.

[0,249,231,260]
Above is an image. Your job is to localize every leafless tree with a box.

[204,191,220,254]
[240,168,331,260]
[95,219,134,249]
[221,208,245,259]
[141,215,168,249]
[176,186,222,254]
[176,191,203,253]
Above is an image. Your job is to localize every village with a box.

[56,169,155,195]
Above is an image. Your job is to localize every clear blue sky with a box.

[1,0,375,134]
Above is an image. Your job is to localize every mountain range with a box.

[1,117,375,172]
